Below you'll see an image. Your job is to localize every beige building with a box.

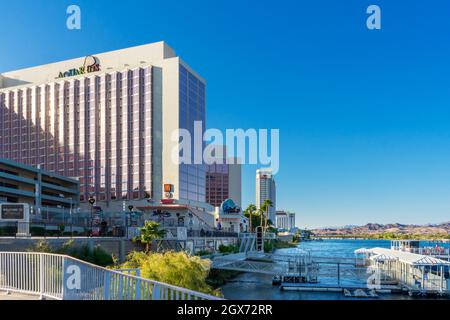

[0,42,207,212]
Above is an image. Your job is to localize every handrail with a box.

[0,252,223,300]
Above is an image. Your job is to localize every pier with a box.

[355,246,450,296]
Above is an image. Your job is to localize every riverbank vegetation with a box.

[218,244,239,254]
[117,250,222,297]
[206,269,241,288]
[27,240,115,267]
[264,239,298,252]
[316,233,450,241]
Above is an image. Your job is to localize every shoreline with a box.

[312,235,450,241]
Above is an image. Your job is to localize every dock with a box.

[355,246,450,296]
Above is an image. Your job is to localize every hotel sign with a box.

[58,55,100,79]
[1,204,25,220]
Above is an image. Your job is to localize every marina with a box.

[219,239,450,300]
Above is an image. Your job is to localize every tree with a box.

[243,204,257,232]
[260,200,273,230]
[138,221,166,252]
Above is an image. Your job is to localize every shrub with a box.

[118,251,222,297]
[27,240,114,267]
[218,244,239,254]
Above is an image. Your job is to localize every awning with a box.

[366,247,450,266]
[369,254,397,262]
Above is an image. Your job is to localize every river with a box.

[220,239,442,300]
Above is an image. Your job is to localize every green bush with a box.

[196,250,212,256]
[0,226,16,236]
[206,269,240,288]
[218,244,239,254]
[118,251,222,297]
[27,240,114,267]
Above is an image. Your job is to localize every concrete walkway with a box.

[0,291,40,300]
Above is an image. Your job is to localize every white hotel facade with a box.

[0,42,207,211]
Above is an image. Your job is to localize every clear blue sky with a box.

[1,0,450,228]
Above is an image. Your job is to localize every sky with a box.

[1,0,450,228]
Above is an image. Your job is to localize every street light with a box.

[88,197,96,236]
[126,205,134,239]
[67,197,73,237]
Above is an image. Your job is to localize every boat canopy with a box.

[369,253,396,262]
[365,247,450,266]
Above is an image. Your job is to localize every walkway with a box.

[0,252,222,300]
[0,291,39,300]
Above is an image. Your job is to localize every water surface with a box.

[220,239,437,300]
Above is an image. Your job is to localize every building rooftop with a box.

[0,41,205,91]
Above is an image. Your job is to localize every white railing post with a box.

[135,277,141,300]
[39,254,44,300]
[103,272,111,300]
[0,251,223,301]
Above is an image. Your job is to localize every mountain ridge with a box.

[312,221,450,236]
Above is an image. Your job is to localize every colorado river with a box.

[220,239,440,300]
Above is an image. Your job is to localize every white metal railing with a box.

[0,252,223,300]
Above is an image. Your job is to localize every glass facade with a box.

[178,64,206,203]
[0,67,153,203]
[206,163,229,207]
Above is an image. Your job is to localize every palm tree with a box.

[139,220,166,253]
[244,204,257,232]
[258,207,265,229]
[260,200,273,231]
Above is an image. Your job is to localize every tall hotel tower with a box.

[256,169,276,224]
[0,42,206,210]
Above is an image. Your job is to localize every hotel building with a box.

[256,169,276,224]
[275,210,296,231]
[0,42,206,211]
[205,145,242,208]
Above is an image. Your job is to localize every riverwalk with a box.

[0,291,39,300]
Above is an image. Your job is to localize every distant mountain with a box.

[313,222,450,236]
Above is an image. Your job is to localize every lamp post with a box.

[127,205,134,239]
[88,197,96,236]
[67,197,73,237]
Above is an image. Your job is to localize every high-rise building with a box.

[289,212,296,230]
[0,42,206,210]
[275,210,289,230]
[276,210,296,231]
[205,145,242,208]
[256,169,276,223]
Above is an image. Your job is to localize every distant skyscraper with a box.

[289,212,296,230]
[275,210,289,230]
[205,145,242,208]
[276,210,296,231]
[256,169,276,223]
